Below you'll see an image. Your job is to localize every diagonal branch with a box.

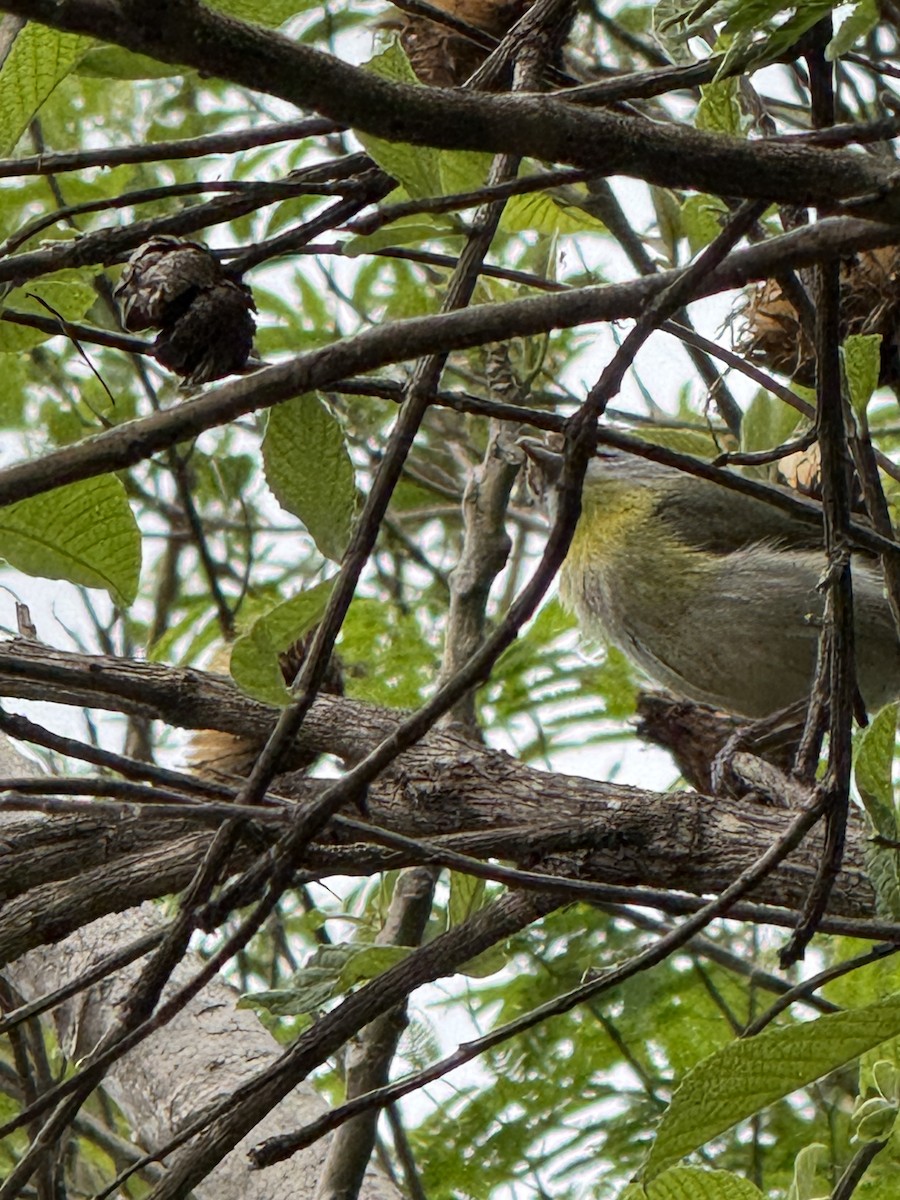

[2,217,900,510]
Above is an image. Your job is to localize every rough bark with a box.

[0,639,880,974]
[0,735,400,1200]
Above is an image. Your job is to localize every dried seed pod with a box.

[278,630,345,697]
[114,236,256,385]
[115,237,221,331]
[153,278,257,387]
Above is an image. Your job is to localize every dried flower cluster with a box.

[391,0,532,86]
[739,247,900,388]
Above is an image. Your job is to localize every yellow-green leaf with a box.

[844,333,882,419]
[0,270,98,353]
[0,475,140,606]
[645,992,900,1180]
[230,578,335,704]
[0,24,92,155]
[628,1166,764,1199]
[741,389,802,455]
[502,190,607,236]
[263,394,356,563]
[357,42,441,199]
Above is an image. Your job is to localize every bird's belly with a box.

[561,547,900,718]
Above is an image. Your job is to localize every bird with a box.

[522,440,900,719]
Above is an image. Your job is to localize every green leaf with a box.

[721,0,831,39]
[210,0,319,23]
[853,1178,900,1199]
[0,270,98,353]
[0,24,93,155]
[0,357,28,429]
[148,596,215,663]
[644,992,900,1180]
[872,1058,900,1102]
[337,944,412,989]
[786,1143,830,1200]
[240,959,341,1015]
[449,875,506,977]
[626,1166,765,1199]
[262,394,356,563]
[844,333,883,419]
[0,475,140,606]
[630,426,720,459]
[651,187,684,265]
[242,943,413,1016]
[713,29,757,83]
[855,704,898,838]
[230,577,335,704]
[851,1096,899,1143]
[749,3,834,58]
[652,0,707,57]
[438,148,493,197]
[827,0,879,60]
[696,78,742,136]
[856,704,900,922]
[459,940,508,979]
[680,194,728,256]
[357,42,442,198]
[344,215,461,257]
[76,46,181,80]
[740,389,802,455]
[339,597,437,708]
[502,190,607,236]
[594,643,640,719]
[449,872,486,928]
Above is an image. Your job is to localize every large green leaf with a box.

[624,1166,764,1199]
[0,475,140,606]
[0,24,92,155]
[356,42,441,199]
[262,393,356,563]
[644,993,900,1180]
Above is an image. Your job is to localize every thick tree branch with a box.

[1,216,900,510]
[0,640,881,953]
[2,2,900,217]
[11,906,402,1200]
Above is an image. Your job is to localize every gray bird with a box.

[523,441,900,719]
